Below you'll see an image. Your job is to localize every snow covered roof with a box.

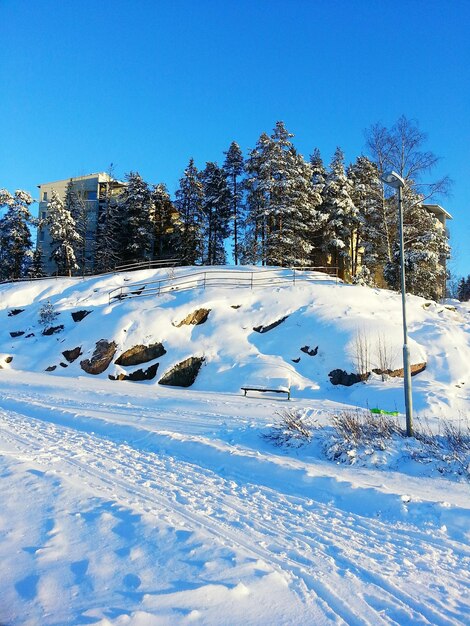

[422,204,453,220]
[37,172,116,187]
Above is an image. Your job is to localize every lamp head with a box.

[381,170,405,189]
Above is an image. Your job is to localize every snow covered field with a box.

[0,267,469,625]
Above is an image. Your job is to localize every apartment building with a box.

[36,173,125,274]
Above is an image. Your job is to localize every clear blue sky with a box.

[1,0,469,276]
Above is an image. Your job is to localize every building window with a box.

[86,190,97,201]
[43,191,48,201]
[41,211,46,220]
[39,230,45,242]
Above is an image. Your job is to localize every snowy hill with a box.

[1,266,469,416]
[1,267,470,625]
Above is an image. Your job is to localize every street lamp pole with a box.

[381,171,413,437]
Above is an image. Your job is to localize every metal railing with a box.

[0,258,182,285]
[113,258,181,272]
[108,266,339,304]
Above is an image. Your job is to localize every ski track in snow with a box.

[0,384,469,625]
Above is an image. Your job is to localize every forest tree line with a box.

[0,116,453,301]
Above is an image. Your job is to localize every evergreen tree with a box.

[28,247,45,278]
[243,122,322,266]
[38,299,59,328]
[310,148,327,205]
[457,276,470,302]
[94,174,123,272]
[457,278,466,302]
[223,141,245,265]
[175,159,205,265]
[200,162,231,265]
[308,148,328,266]
[47,189,80,276]
[63,180,86,272]
[118,172,154,263]
[243,133,271,264]
[0,189,35,280]
[321,148,357,278]
[465,276,470,302]
[152,183,180,260]
[347,156,383,280]
[383,186,449,301]
[276,145,323,266]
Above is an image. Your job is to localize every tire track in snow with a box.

[0,410,365,625]
[1,392,468,620]
[1,407,468,625]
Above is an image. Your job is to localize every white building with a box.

[36,173,125,275]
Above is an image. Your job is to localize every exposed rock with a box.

[159,356,205,388]
[109,363,160,382]
[174,309,211,327]
[42,325,64,336]
[411,363,427,376]
[80,340,117,375]
[71,310,91,322]
[45,365,57,372]
[10,331,24,338]
[292,357,300,363]
[5,356,13,364]
[62,346,82,363]
[329,369,370,386]
[109,372,126,381]
[301,345,318,356]
[25,333,35,338]
[373,362,427,378]
[131,363,158,381]
[8,308,24,317]
[60,362,68,368]
[253,316,288,334]
[115,342,166,366]
[231,305,241,309]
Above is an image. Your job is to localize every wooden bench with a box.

[241,385,291,400]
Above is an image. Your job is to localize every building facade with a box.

[36,173,125,275]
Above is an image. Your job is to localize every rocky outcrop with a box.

[42,325,64,336]
[115,342,166,366]
[159,356,205,387]
[373,362,427,378]
[253,316,288,334]
[80,340,117,375]
[45,365,57,372]
[62,347,82,363]
[174,309,211,327]
[71,310,91,322]
[8,309,24,317]
[10,331,24,338]
[329,369,370,386]
[109,363,159,382]
[5,356,13,364]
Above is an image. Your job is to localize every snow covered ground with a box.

[0,267,469,625]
